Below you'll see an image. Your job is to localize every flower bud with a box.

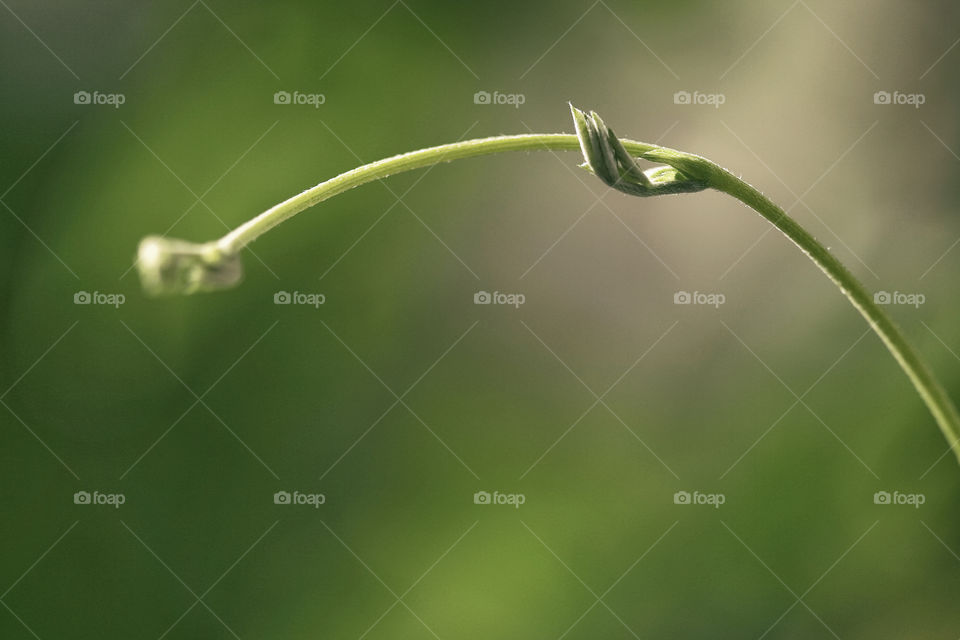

[136,236,242,296]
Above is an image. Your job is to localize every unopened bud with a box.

[137,236,242,296]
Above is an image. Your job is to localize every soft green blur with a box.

[2,1,960,638]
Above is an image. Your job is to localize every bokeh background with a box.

[2,1,960,637]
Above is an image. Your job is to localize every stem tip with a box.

[136,236,243,296]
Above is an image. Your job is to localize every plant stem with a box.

[709,165,960,465]
[216,134,656,253]
[137,117,960,465]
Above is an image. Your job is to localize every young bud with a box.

[136,236,242,296]
[570,103,707,197]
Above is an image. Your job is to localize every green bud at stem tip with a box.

[137,236,243,296]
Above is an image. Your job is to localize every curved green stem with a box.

[219,134,624,253]
[699,155,960,466]
[135,108,960,465]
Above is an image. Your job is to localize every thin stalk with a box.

[218,134,620,253]
[712,167,960,465]
[135,108,960,464]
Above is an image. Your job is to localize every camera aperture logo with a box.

[673,490,725,508]
[274,290,325,308]
[273,490,326,508]
[873,291,925,308]
[673,90,725,109]
[873,490,924,508]
[674,290,725,308]
[273,90,326,108]
[473,90,525,108]
[74,90,126,108]
[473,490,525,509]
[873,91,924,108]
[74,291,125,308]
[474,290,525,308]
[73,490,125,508]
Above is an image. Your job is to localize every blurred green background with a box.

[2,1,960,637]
